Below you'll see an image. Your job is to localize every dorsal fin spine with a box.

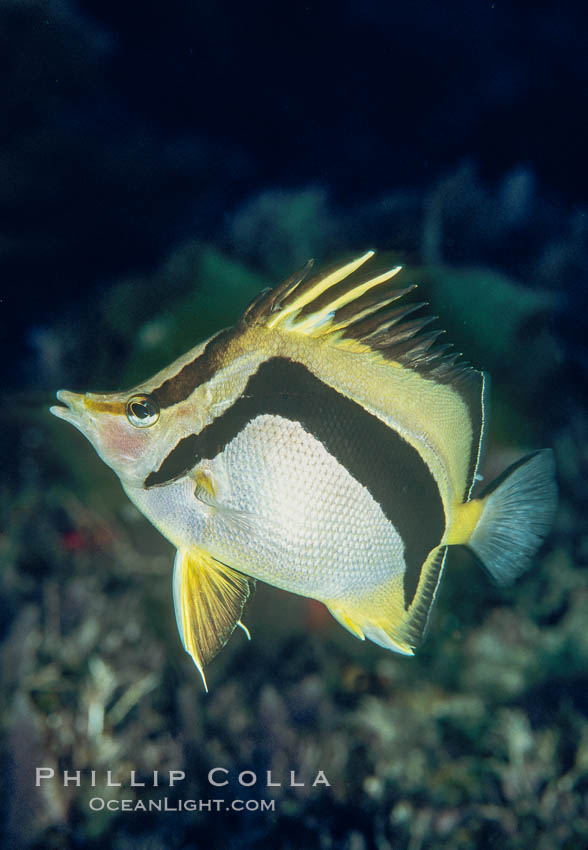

[339,300,425,340]
[265,250,375,329]
[292,265,403,335]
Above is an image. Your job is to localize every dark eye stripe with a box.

[150,329,234,409]
[145,357,445,609]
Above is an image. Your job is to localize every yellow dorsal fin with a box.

[256,250,407,338]
[172,547,254,690]
[241,251,467,383]
[265,250,377,329]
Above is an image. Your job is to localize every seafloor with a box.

[2,165,587,849]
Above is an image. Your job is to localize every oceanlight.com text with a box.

[88,797,276,813]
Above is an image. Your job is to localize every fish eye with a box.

[126,395,160,428]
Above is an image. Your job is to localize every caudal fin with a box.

[468,449,557,585]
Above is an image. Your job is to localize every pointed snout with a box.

[50,389,87,425]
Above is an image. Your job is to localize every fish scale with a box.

[202,414,405,600]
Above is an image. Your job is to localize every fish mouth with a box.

[50,389,86,425]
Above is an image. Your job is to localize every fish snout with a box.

[50,389,88,425]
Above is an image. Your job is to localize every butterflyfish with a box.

[51,251,557,689]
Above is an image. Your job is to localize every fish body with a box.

[51,252,557,688]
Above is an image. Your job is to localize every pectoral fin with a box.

[194,469,257,535]
[173,547,254,690]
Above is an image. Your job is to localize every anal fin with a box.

[326,546,447,656]
[173,547,254,690]
[328,606,366,641]
[400,545,447,649]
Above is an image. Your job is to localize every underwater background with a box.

[1,1,587,848]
